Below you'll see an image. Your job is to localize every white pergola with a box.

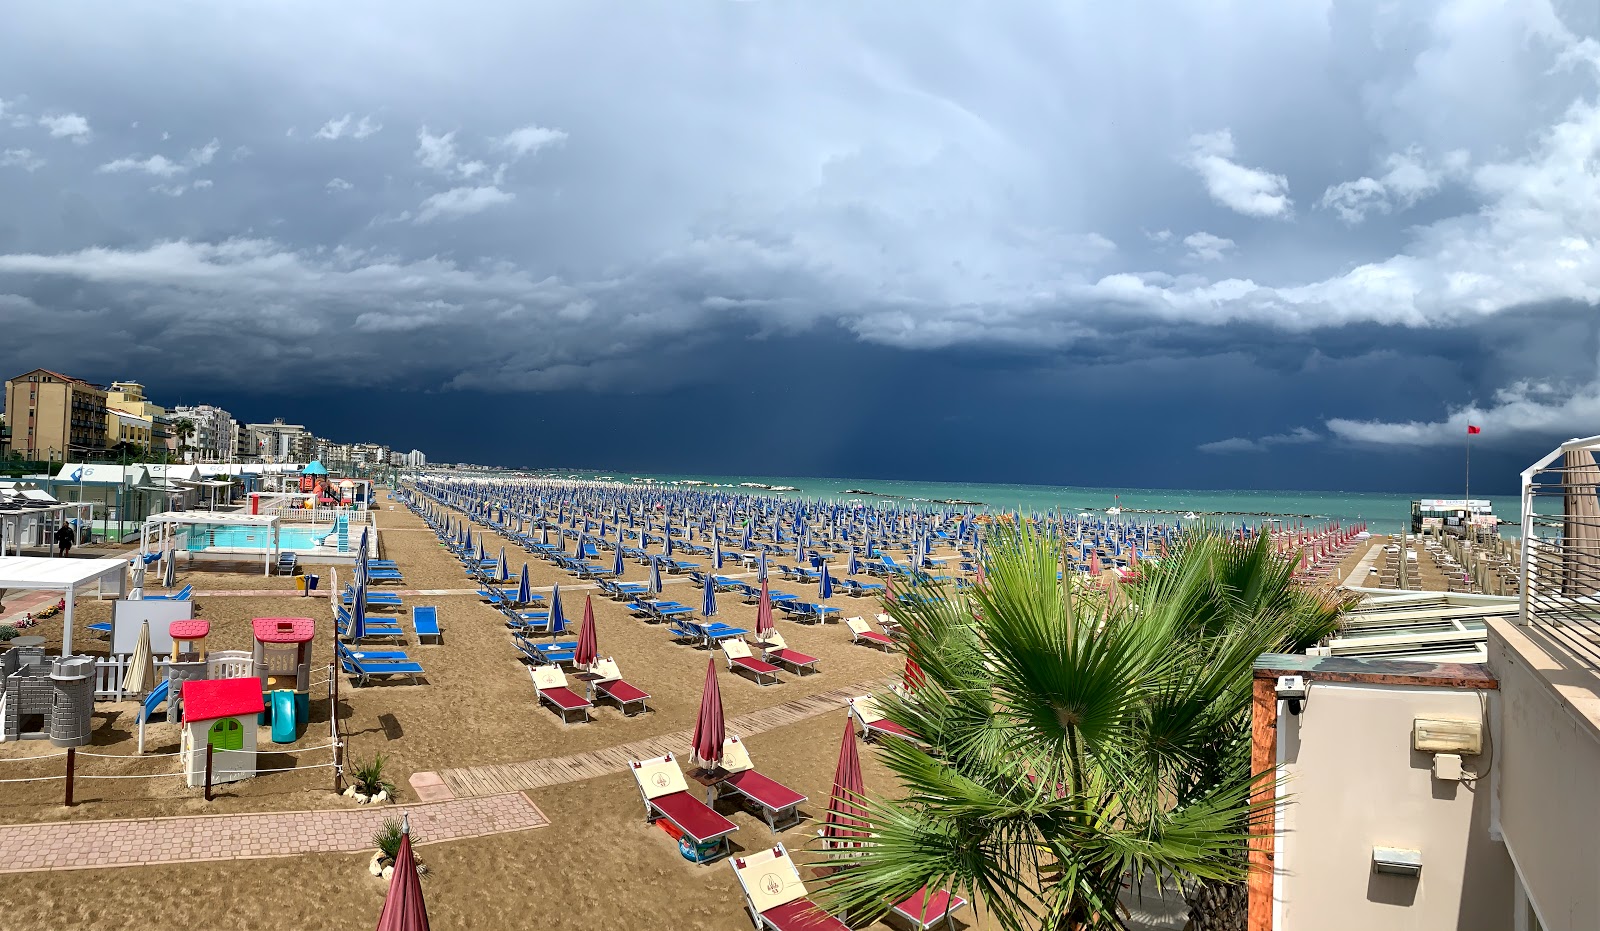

[140,512,281,575]
[0,556,127,656]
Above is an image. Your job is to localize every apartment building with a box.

[104,381,173,453]
[171,404,238,462]
[3,369,109,460]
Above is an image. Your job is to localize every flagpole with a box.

[1465,429,1471,519]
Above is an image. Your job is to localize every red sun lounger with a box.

[630,754,738,863]
[731,844,850,931]
[723,638,782,686]
[890,888,970,930]
[716,736,807,833]
[849,695,918,742]
[756,632,819,675]
[588,657,650,715]
[530,665,591,723]
[845,616,895,650]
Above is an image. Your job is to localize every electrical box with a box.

[1432,753,1463,781]
[1372,846,1422,877]
[1412,717,1481,755]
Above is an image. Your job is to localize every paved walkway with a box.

[0,792,549,873]
[439,678,889,797]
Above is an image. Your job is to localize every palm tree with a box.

[819,526,1345,931]
[171,418,195,463]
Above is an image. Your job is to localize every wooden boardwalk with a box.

[439,680,886,797]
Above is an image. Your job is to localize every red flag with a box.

[1467,425,1481,435]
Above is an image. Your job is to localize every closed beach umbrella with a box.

[374,814,431,931]
[574,595,598,668]
[352,581,367,640]
[163,550,177,589]
[819,561,833,600]
[476,536,486,564]
[664,526,674,557]
[824,714,868,842]
[702,570,718,617]
[757,549,768,583]
[902,655,926,692]
[714,538,724,571]
[691,657,726,770]
[124,619,156,694]
[328,566,339,610]
[755,579,775,638]
[612,534,626,576]
[549,584,567,635]
[518,564,531,605]
[847,548,859,577]
[499,547,509,582]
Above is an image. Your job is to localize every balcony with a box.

[1517,435,1600,664]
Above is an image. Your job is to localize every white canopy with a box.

[0,556,127,655]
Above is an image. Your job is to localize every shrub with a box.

[350,753,396,798]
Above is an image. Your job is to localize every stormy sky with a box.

[2,0,1598,492]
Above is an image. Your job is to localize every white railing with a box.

[1519,435,1600,667]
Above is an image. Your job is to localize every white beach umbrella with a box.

[124,619,156,694]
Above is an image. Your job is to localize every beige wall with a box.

[1276,681,1512,930]
[1489,620,1600,931]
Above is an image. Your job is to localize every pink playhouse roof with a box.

[168,619,210,640]
[182,677,265,723]
[252,616,315,644]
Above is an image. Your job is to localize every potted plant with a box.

[369,816,426,880]
[343,753,396,805]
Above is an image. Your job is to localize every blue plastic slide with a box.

[270,689,297,744]
[142,678,170,721]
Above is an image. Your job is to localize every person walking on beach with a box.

[54,523,76,558]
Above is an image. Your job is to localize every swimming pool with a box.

[186,525,340,552]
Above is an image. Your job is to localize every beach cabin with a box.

[179,677,264,787]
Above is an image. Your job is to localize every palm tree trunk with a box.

[1183,877,1246,931]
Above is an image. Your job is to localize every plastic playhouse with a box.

[179,677,265,787]
[0,646,94,747]
[252,617,314,744]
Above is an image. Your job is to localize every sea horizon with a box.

[514,467,1527,530]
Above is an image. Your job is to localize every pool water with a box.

[187,525,340,551]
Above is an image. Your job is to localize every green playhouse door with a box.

[207,718,243,751]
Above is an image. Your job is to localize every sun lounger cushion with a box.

[760,898,852,931]
[651,790,737,843]
[597,678,649,706]
[722,769,806,812]
[891,889,969,929]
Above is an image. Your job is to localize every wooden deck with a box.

[439,679,889,797]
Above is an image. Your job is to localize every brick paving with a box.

[0,792,549,873]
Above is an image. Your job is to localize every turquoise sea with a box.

[531,470,1528,532]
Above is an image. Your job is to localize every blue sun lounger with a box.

[337,642,424,686]
[515,636,578,666]
[335,606,405,640]
[144,584,194,602]
[412,606,441,644]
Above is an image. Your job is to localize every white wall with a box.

[1276,681,1512,930]
[1490,620,1600,931]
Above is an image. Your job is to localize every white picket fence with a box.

[92,654,171,701]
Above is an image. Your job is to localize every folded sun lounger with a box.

[722,639,781,686]
[630,753,737,864]
[530,665,591,723]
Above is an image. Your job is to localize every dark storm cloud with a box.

[1,0,1598,484]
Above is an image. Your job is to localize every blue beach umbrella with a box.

[758,549,768,583]
[649,559,664,595]
[518,564,532,605]
[664,526,674,558]
[613,535,626,576]
[549,584,567,635]
[499,547,510,582]
[847,548,860,576]
[702,571,718,617]
[352,580,367,641]
[477,535,487,564]
[741,522,753,551]
[819,561,833,600]
[714,538,724,571]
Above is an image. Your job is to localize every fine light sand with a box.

[0,496,941,931]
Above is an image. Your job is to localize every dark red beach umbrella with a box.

[825,714,868,842]
[691,657,726,768]
[574,595,598,668]
[754,578,775,638]
[375,814,431,931]
[902,656,926,692]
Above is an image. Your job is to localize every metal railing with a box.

[1520,436,1600,667]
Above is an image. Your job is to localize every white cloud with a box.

[1183,231,1234,262]
[188,138,220,166]
[1185,130,1292,218]
[415,127,458,172]
[316,113,381,140]
[0,149,45,172]
[1326,381,1600,447]
[192,179,212,190]
[497,124,568,158]
[1145,229,1174,244]
[1320,148,1470,224]
[1198,427,1319,454]
[98,154,186,178]
[326,177,353,192]
[414,185,515,223]
[37,113,90,141]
